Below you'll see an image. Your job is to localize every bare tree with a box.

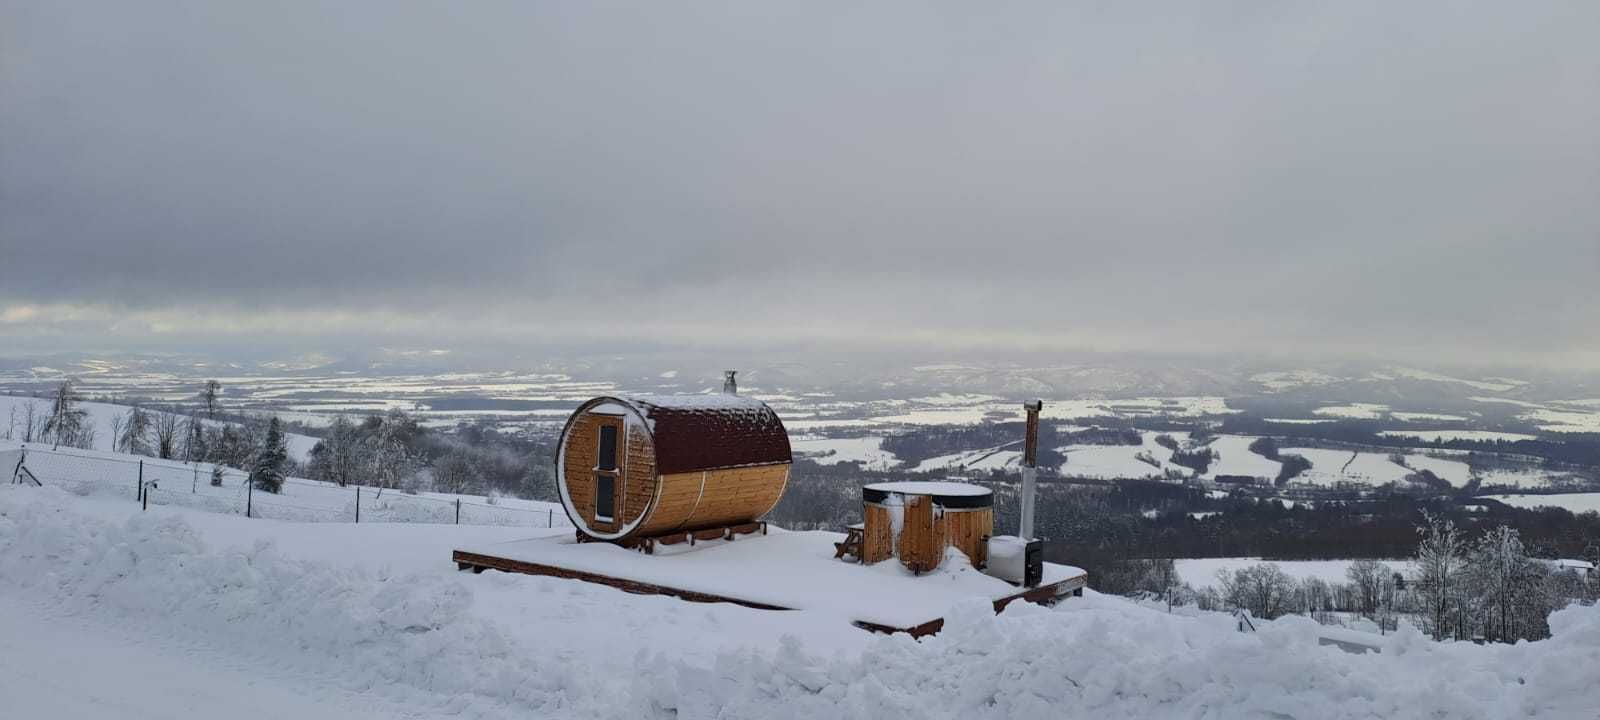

[1220,563,1297,620]
[152,409,181,459]
[181,416,205,462]
[1414,512,1467,641]
[201,380,221,419]
[1346,559,1392,620]
[307,415,362,487]
[1467,525,1550,643]
[118,406,154,456]
[433,448,483,495]
[43,380,90,450]
[109,411,126,451]
[20,400,42,442]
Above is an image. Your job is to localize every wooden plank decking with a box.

[451,548,1087,638]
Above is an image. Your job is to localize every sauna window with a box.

[594,473,615,521]
[594,421,622,522]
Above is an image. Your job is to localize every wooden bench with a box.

[834,522,864,562]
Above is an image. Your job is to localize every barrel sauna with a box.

[556,395,792,543]
[860,481,994,573]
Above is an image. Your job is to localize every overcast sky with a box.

[2,1,1597,368]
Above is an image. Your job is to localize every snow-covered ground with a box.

[1478,493,1600,515]
[1282,447,1413,487]
[912,445,1022,473]
[791,436,900,470]
[1,441,566,528]
[1174,557,1406,586]
[1057,432,1188,480]
[1521,407,1600,433]
[1377,429,1537,443]
[1041,396,1237,421]
[1388,412,1469,422]
[1399,454,1473,485]
[1201,435,1282,480]
[1312,403,1389,420]
[4,487,1600,718]
[0,394,320,462]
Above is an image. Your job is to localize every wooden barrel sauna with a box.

[556,395,792,543]
[860,481,994,573]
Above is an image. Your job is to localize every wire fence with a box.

[4,443,571,529]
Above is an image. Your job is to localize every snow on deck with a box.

[456,529,1084,629]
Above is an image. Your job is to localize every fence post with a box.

[137,461,144,503]
[355,486,360,524]
[548,508,553,528]
[246,473,253,518]
[455,498,461,525]
[142,482,149,511]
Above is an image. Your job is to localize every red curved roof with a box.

[584,395,792,474]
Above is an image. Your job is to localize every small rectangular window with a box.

[597,425,618,471]
[595,473,615,521]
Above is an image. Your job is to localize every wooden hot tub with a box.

[860,481,994,573]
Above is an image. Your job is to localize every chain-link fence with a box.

[5,443,570,529]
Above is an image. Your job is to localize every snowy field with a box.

[1,395,320,462]
[912,445,1023,473]
[1377,429,1538,443]
[1282,447,1413,487]
[1312,403,1389,419]
[1057,432,1189,480]
[1399,453,1473,485]
[4,486,1600,719]
[1201,435,1282,480]
[1477,493,1600,515]
[790,436,900,470]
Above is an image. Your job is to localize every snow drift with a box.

[2,486,1597,719]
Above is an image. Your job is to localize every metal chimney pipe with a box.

[1019,400,1043,540]
[723,370,738,395]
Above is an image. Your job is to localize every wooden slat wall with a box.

[636,470,703,535]
[897,495,946,574]
[562,412,657,534]
[623,425,655,526]
[943,508,993,568]
[636,463,789,536]
[861,504,894,564]
[681,465,787,529]
[861,500,990,570]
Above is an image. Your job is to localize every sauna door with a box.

[592,418,623,524]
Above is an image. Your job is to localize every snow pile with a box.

[4,486,1599,719]
[638,595,1600,719]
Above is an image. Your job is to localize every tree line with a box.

[1108,517,1596,643]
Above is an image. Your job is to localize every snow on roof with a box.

[863,481,992,497]
[570,394,792,474]
[1555,559,1596,570]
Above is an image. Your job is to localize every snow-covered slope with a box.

[4,486,1600,719]
[0,395,319,462]
[1,440,565,527]
[9,487,1600,717]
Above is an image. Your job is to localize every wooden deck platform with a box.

[452,529,1087,637]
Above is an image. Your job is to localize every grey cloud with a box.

[2,1,1597,365]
